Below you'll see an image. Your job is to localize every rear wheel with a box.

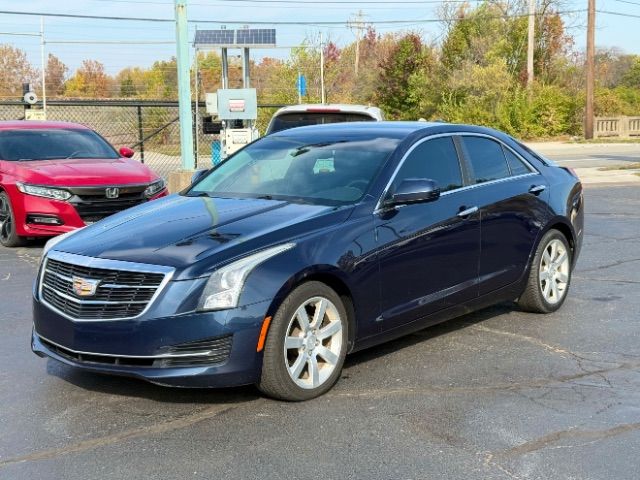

[518,229,572,313]
[258,281,348,401]
[0,192,25,248]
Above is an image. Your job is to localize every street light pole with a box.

[175,0,194,170]
[40,17,46,114]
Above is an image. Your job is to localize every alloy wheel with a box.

[539,238,570,304]
[0,195,13,243]
[283,296,343,389]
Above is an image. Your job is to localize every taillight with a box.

[564,167,579,179]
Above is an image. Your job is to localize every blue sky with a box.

[1,0,639,75]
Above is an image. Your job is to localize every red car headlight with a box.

[16,182,72,201]
[144,179,166,198]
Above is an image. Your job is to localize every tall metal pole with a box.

[221,48,229,89]
[174,0,194,170]
[320,32,326,104]
[194,43,200,165]
[526,0,535,87]
[585,0,596,139]
[243,47,250,88]
[40,17,46,113]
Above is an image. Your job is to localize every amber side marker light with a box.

[256,316,273,352]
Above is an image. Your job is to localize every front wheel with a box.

[258,281,348,401]
[0,192,25,248]
[518,229,572,313]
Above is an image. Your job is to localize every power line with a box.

[597,8,640,18]
[0,8,588,26]
[89,0,477,4]
[610,0,640,7]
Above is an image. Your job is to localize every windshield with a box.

[188,135,400,206]
[267,112,376,134]
[0,128,119,161]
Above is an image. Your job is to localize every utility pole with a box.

[174,0,194,170]
[585,0,596,139]
[526,0,535,87]
[348,10,366,77]
[40,17,46,114]
[320,32,326,104]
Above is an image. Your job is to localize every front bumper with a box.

[32,293,271,388]
[13,188,168,238]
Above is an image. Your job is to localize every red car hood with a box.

[6,157,158,186]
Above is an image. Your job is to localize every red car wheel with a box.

[0,192,25,247]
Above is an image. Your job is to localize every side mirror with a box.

[191,168,209,185]
[119,146,134,158]
[388,178,440,206]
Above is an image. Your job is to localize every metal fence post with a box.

[137,105,145,164]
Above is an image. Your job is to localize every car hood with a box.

[54,194,353,279]
[5,157,157,185]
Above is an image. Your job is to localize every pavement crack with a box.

[579,257,640,273]
[496,422,640,458]
[0,402,247,468]
[573,275,640,285]
[470,325,571,356]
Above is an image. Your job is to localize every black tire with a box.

[258,281,349,401]
[0,192,25,248]
[518,229,572,313]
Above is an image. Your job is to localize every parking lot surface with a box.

[1,184,639,480]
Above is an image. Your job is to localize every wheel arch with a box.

[264,265,358,353]
[542,218,576,265]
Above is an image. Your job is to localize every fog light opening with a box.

[26,215,64,226]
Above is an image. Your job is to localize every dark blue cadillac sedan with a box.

[32,122,583,401]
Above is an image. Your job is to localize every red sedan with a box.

[0,121,168,247]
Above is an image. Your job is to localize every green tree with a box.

[375,33,433,119]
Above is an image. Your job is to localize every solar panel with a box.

[194,29,276,47]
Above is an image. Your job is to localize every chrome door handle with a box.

[457,206,478,218]
[529,185,546,195]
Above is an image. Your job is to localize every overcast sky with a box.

[0,0,638,75]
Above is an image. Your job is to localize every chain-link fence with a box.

[0,100,286,179]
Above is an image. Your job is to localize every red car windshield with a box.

[0,128,119,161]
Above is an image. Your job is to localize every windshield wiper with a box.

[187,191,212,197]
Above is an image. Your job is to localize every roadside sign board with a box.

[25,110,46,121]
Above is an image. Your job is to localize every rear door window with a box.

[503,147,533,176]
[461,136,510,184]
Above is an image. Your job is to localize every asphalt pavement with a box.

[0,182,639,479]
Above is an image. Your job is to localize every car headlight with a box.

[16,182,71,201]
[198,243,295,311]
[144,179,165,197]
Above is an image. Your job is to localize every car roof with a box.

[0,120,91,130]
[269,121,504,141]
[272,104,383,118]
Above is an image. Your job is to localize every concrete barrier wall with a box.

[595,116,640,138]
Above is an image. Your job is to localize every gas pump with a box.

[194,28,276,164]
[205,88,259,159]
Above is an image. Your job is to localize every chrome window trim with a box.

[374,132,541,213]
[39,250,175,323]
[35,332,217,359]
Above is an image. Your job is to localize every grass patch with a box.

[598,162,640,171]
